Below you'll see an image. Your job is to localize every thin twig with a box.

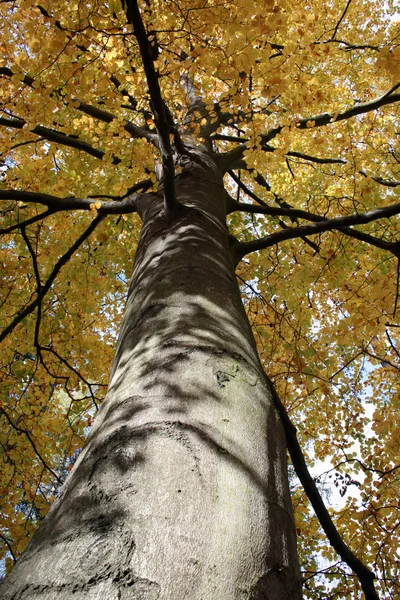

[0,407,62,484]
[331,0,353,40]
[0,210,55,235]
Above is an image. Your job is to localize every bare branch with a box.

[394,259,400,318]
[0,210,55,235]
[21,227,42,290]
[360,171,400,189]
[0,189,142,214]
[287,151,346,165]
[287,153,400,187]
[330,0,353,40]
[261,88,400,146]
[0,406,63,484]
[37,345,102,411]
[71,100,155,142]
[123,0,178,214]
[265,377,379,600]
[362,347,400,373]
[220,142,400,190]
[0,534,16,563]
[0,116,122,163]
[230,198,400,254]
[228,185,391,255]
[228,175,323,252]
[321,39,381,52]
[234,202,400,261]
[0,214,104,344]
[227,171,268,207]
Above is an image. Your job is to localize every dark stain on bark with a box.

[215,370,231,387]
[248,563,300,599]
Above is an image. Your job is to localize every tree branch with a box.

[0,116,122,163]
[217,144,249,172]
[0,406,63,485]
[261,88,400,146]
[227,171,268,207]
[21,226,42,291]
[181,74,210,135]
[123,0,178,214]
[234,202,400,261]
[330,0,353,40]
[0,64,155,144]
[228,173,318,251]
[37,345,102,411]
[0,189,142,214]
[265,377,379,600]
[0,533,16,563]
[69,99,155,142]
[287,152,400,188]
[0,214,104,344]
[220,144,400,190]
[360,172,400,189]
[286,151,346,165]
[0,209,55,235]
[230,198,399,257]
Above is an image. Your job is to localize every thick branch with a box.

[234,202,400,260]
[287,151,346,165]
[228,173,400,256]
[217,144,249,172]
[265,378,379,600]
[261,89,400,146]
[360,172,400,189]
[287,152,400,187]
[0,189,142,214]
[0,116,121,163]
[181,74,209,131]
[229,198,399,257]
[219,144,400,190]
[70,100,155,142]
[123,0,177,214]
[0,65,155,143]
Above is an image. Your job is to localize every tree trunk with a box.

[1,155,302,599]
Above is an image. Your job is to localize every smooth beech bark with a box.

[1,154,301,599]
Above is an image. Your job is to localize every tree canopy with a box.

[0,0,399,597]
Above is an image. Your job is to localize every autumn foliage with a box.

[0,0,399,597]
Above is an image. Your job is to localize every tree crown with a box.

[0,0,399,597]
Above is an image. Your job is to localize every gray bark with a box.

[0,154,301,599]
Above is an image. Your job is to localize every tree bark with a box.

[0,154,301,599]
